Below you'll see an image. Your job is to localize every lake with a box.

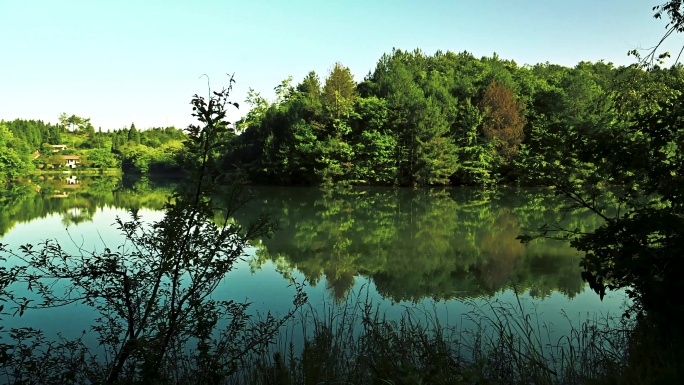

[0,175,628,350]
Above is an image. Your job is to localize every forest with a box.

[2,48,683,189]
[223,49,683,188]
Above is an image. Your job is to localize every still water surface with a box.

[0,176,628,345]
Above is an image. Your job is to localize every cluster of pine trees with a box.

[2,119,62,149]
[110,124,186,151]
[224,49,683,186]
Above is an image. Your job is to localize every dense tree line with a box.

[109,124,186,173]
[0,123,32,182]
[2,119,62,148]
[223,49,684,187]
[109,124,186,150]
[0,116,187,181]
[5,50,681,187]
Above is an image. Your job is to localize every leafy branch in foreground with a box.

[0,79,307,384]
[629,1,684,68]
[518,74,684,334]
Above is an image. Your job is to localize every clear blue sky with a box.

[0,0,679,130]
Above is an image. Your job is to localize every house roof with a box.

[62,155,81,160]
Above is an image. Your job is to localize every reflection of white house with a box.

[62,155,80,169]
[62,174,80,189]
[67,207,82,217]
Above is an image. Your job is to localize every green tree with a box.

[452,99,498,185]
[413,96,458,185]
[81,118,96,136]
[0,124,31,182]
[318,65,358,185]
[47,124,61,144]
[297,70,322,97]
[85,148,119,168]
[322,62,356,120]
[67,114,83,132]
[58,112,69,133]
[372,51,458,186]
[351,96,396,184]
[274,76,295,104]
[128,123,141,144]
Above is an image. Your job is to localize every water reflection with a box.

[0,175,178,236]
[0,181,609,304]
[240,187,607,303]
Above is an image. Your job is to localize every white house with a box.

[62,155,81,169]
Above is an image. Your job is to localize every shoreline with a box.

[31,169,123,175]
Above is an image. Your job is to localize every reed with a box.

[233,288,639,385]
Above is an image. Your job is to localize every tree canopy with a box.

[222,49,684,187]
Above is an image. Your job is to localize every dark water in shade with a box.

[0,176,628,348]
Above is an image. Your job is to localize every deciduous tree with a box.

[480,80,526,162]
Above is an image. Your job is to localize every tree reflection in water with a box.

[241,187,607,303]
[0,181,608,304]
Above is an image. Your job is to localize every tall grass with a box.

[5,287,679,384]
[233,288,637,385]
